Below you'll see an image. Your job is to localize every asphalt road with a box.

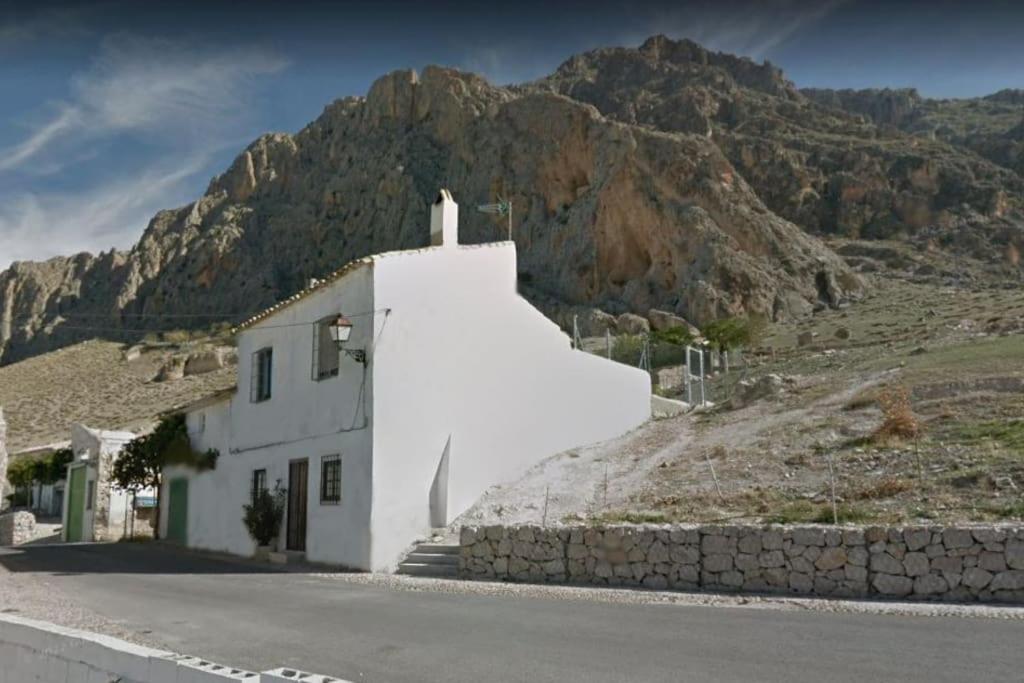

[1,543,1022,683]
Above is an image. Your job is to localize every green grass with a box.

[762,500,875,525]
[591,510,671,524]
[952,419,1024,454]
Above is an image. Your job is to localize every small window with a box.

[320,455,341,504]
[86,480,95,511]
[250,347,273,402]
[197,412,206,434]
[250,469,267,505]
[312,317,340,380]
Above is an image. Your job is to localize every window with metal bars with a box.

[320,455,341,504]
[250,347,273,402]
[250,469,267,505]
[311,317,340,381]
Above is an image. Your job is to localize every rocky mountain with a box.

[539,37,1023,252]
[3,35,1022,366]
[802,86,1024,180]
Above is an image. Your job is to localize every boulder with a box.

[654,365,685,391]
[183,346,237,376]
[155,356,186,382]
[647,309,699,335]
[730,374,784,409]
[617,313,650,335]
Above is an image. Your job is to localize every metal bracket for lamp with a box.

[343,348,367,364]
[328,315,367,365]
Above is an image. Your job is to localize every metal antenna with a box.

[477,198,513,241]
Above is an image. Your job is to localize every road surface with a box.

[0,543,1021,682]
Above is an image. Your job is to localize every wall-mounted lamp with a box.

[328,315,366,364]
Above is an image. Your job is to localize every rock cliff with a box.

[7,36,1022,365]
[1,43,873,364]
[538,36,1023,248]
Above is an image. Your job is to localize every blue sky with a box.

[2,0,1023,268]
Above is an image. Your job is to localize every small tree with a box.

[45,448,74,485]
[701,316,766,353]
[242,484,287,547]
[112,414,218,540]
[6,458,34,508]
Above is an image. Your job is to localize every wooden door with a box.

[66,466,86,542]
[166,478,189,544]
[287,459,308,552]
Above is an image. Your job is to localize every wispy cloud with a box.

[0,151,216,267]
[625,0,848,61]
[0,32,289,268]
[0,34,288,174]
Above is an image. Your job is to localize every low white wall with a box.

[0,613,344,682]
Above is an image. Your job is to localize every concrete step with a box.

[405,552,459,566]
[414,543,459,555]
[396,562,458,577]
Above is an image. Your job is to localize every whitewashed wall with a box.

[370,243,651,569]
[164,265,377,568]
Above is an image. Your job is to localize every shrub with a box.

[872,386,921,443]
[242,485,287,547]
[701,316,766,352]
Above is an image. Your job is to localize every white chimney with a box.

[430,189,459,247]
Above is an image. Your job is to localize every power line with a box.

[4,308,391,336]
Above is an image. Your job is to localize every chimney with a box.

[430,189,458,247]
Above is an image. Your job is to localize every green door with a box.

[66,466,86,542]
[166,478,188,544]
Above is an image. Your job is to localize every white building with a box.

[160,190,651,570]
[8,441,70,517]
[61,424,148,542]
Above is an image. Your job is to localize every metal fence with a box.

[574,327,749,407]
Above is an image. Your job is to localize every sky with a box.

[2,0,1023,269]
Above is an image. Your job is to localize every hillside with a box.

[0,340,234,452]
[458,247,1024,528]
[3,35,1023,367]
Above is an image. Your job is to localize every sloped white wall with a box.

[370,243,650,569]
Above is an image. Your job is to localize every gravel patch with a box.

[314,571,1024,621]
[0,565,165,648]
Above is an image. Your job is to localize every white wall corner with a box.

[429,435,453,528]
[429,189,459,247]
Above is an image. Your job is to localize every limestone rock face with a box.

[2,40,884,364]
[540,36,1023,249]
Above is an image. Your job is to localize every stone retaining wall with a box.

[459,524,1024,603]
[0,510,36,546]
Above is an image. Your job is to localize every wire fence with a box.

[574,328,752,407]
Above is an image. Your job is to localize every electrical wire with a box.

[225,309,391,455]
[3,308,390,335]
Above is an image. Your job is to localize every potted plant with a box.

[242,484,286,561]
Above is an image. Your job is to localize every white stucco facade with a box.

[164,191,651,570]
[60,425,145,542]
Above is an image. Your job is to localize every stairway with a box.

[396,542,460,577]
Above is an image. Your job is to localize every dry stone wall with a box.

[0,510,36,546]
[459,524,1024,603]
